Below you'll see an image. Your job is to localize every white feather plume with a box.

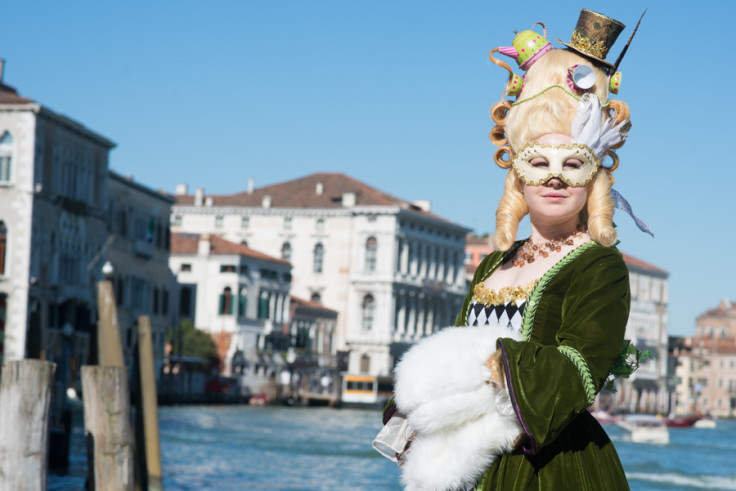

[571,93,630,157]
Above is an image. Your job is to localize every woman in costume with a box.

[376,9,647,491]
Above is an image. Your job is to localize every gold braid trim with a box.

[472,278,539,306]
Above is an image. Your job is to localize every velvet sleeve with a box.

[497,249,630,455]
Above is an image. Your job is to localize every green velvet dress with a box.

[455,240,631,490]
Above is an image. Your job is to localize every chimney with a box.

[194,187,204,206]
[204,196,213,207]
[342,192,356,207]
[413,200,431,213]
[0,59,4,84]
[198,234,211,256]
[175,183,188,195]
[316,182,323,195]
[247,177,254,194]
[262,195,271,208]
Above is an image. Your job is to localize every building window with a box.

[282,242,292,261]
[360,354,370,373]
[313,243,324,273]
[173,215,182,226]
[362,294,375,330]
[220,264,237,273]
[180,286,192,316]
[162,289,169,315]
[284,217,292,230]
[258,290,270,319]
[311,292,321,303]
[0,221,6,275]
[241,216,250,229]
[181,263,192,273]
[215,216,224,228]
[0,131,13,183]
[238,291,247,317]
[153,287,159,314]
[316,218,325,231]
[365,237,377,272]
[219,287,234,315]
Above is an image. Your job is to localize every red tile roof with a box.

[621,252,667,275]
[174,172,458,224]
[0,83,34,105]
[171,233,289,265]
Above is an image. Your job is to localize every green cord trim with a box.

[558,345,597,406]
[511,84,611,108]
[519,241,597,341]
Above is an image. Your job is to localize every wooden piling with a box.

[0,359,56,490]
[136,315,163,491]
[82,365,134,491]
[96,280,125,367]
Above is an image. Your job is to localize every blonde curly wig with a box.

[491,48,626,250]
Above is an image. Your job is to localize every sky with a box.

[1,0,733,336]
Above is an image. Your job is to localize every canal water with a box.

[49,405,736,490]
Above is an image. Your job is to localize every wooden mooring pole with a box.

[0,359,56,490]
[82,365,134,491]
[135,315,163,491]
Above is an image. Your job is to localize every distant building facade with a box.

[169,233,292,395]
[0,68,114,374]
[464,234,494,283]
[612,253,669,413]
[170,173,469,378]
[690,299,736,417]
[107,170,176,374]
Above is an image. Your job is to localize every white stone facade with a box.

[169,234,292,392]
[171,175,469,377]
[0,92,114,369]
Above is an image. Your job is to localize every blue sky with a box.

[2,1,732,336]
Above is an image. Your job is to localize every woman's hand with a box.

[485,350,505,388]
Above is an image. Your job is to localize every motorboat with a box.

[664,415,700,428]
[617,414,670,444]
[590,408,620,425]
[694,416,717,429]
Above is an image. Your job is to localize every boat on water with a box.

[617,414,670,445]
[664,415,700,428]
[694,416,717,429]
[590,409,620,425]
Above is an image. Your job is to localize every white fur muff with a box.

[393,325,524,491]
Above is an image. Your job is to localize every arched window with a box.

[0,221,7,275]
[219,287,233,315]
[313,243,324,273]
[0,131,13,183]
[362,294,375,331]
[282,242,292,261]
[360,354,371,373]
[365,237,377,272]
[310,292,321,303]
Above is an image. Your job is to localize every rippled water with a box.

[49,406,736,490]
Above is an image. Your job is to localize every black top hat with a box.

[557,9,625,69]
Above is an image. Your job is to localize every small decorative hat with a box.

[557,9,625,69]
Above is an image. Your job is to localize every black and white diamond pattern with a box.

[468,300,526,333]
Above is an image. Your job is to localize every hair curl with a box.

[493,168,616,251]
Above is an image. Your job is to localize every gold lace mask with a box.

[512,142,600,187]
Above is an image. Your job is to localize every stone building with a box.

[0,64,114,373]
[169,233,292,395]
[170,173,469,378]
[612,253,669,413]
[106,170,176,373]
[689,299,736,417]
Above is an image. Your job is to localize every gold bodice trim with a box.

[472,278,539,306]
